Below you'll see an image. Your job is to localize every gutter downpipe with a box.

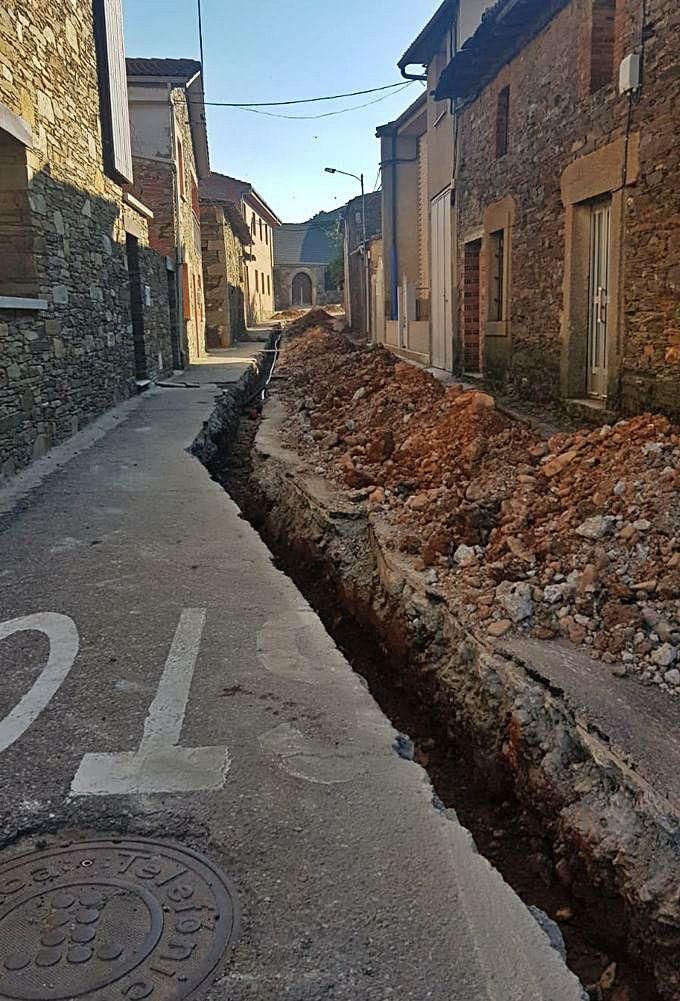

[390,129,399,323]
[400,63,427,82]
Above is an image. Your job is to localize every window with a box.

[489,230,505,322]
[92,0,133,183]
[177,139,186,199]
[255,271,259,293]
[495,86,510,158]
[590,0,616,93]
[0,115,38,299]
[259,218,263,242]
[267,274,271,296]
[251,213,256,236]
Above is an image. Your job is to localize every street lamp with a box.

[325,167,370,339]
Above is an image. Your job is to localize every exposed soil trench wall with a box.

[198,389,678,1001]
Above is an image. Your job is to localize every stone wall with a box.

[456,0,680,415]
[344,191,382,336]
[0,0,172,479]
[200,202,247,348]
[171,89,205,362]
[274,264,337,310]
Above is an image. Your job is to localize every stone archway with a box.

[291,272,313,307]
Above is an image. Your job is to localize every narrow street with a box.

[0,340,586,1000]
[2,0,678,998]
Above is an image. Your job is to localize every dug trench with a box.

[193,345,676,1001]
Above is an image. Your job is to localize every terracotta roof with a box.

[200,171,282,228]
[126,58,201,81]
[435,0,570,104]
[200,173,250,203]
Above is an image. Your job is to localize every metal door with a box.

[588,201,611,398]
[430,189,453,371]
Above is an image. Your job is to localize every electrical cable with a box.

[202,81,416,109]
[226,82,415,120]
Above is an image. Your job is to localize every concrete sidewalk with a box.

[0,347,584,1000]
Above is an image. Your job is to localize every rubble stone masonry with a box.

[0,0,172,479]
[456,0,680,416]
[200,202,247,348]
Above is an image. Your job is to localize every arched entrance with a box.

[291,272,313,307]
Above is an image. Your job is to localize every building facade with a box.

[126,58,210,366]
[200,184,252,348]
[377,0,495,371]
[0,0,172,479]
[435,0,680,418]
[201,173,281,326]
[342,190,382,338]
[377,95,430,363]
[274,222,340,310]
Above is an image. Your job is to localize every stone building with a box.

[274,221,340,310]
[435,0,680,419]
[0,0,172,479]
[342,190,382,338]
[126,58,210,365]
[200,173,281,326]
[199,184,253,348]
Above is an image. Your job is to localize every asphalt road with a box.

[0,345,586,1000]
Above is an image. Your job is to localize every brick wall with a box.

[129,158,176,258]
[0,0,172,478]
[456,0,680,415]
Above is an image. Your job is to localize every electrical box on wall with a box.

[619,53,641,95]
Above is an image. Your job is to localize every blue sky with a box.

[123,0,434,222]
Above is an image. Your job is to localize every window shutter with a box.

[93,0,133,183]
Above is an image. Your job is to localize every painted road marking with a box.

[71,609,231,796]
[0,613,79,753]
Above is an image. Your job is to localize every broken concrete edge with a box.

[189,337,275,470]
[247,394,680,1001]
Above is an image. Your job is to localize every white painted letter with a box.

[0,613,79,753]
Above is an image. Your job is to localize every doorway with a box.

[430,188,453,371]
[463,239,482,373]
[587,199,611,398]
[292,272,313,307]
[125,234,147,381]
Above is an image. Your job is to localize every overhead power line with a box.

[204,80,416,109]
[229,82,415,121]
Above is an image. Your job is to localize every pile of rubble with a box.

[277,327,680,694]
[283,307,339,339]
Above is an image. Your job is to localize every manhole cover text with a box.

[0,838,239,1001]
